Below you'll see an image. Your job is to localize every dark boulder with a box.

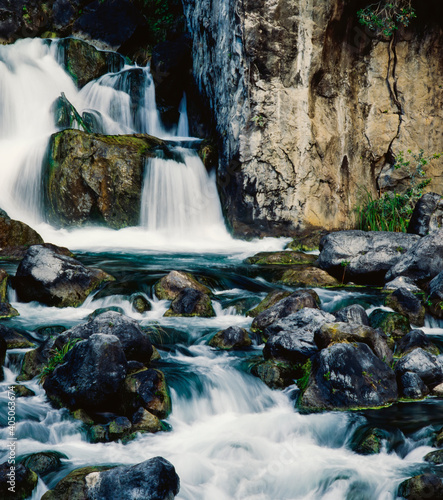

[425,450,443,465]
[44,130,164,229]
[20,452,66,476]
[14,244,114,307]
[315,322,393,364]
[384,287,425,326]
[0,325,35,349]
[398,473,443,500]
[334,304,369,326]
[386,229,443,283]
[209,326,252,350]
[318,230,419,285]
[0,210,43,259]
[399,371,429,399]
[43,333,128,411]
[59,311,153,364]
[57,37,124,89]
[395,348,443,388]
[300,343,398,411]
[247,290,291,317]
[0,462,38,500]
[154,270,211,300]
[396,329,439,357]
[351,426,390,455]
[87,457,180,500]
[164,288,215,318]
[251,358,298,389]
[408,192,443,236]
[251,290,320,332]
[132,294,151,313]
[427,271,443,319]
[131,407,163,433]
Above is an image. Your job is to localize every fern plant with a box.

[39,339,78,384]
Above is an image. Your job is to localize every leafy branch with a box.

[357,1,417,37]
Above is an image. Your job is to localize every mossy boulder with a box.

[286,228,329,252]
[368,309,410,344]
[0,210,43,260]
[384,288,425,326]
[131,295,151,313]
[0,462,38,500]
[14,244,114,308]
[425,450,443,465]
[247,290,291,317]
[0,325,35,349]
[20,452,66,476]
[245,251,316,266]
[131,407,163,433]
[251,359,298,389]
[44,129,165,229]
[0,269,18,319]
[154,270,211,300]
[351,427,390,455]
[277,267,339,287]
[209,326,252,350]
[164,288,215,318]
[398,473,443,500]
[57,37,124,89]
[10,385,35,398]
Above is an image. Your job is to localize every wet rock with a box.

[300,343,398,411]
[164,288,215,318]
[315,322,393,364]
[0,462,38,500]
[10,385,35,398]
[20,451,66,476]
[131,294,151,313]
[209,326,252,350]
[85,457,180,500]
[425,450,443,465]
[14,244,114,308]
[351,427,389,455]
[245,251,316,266]
[368,309,410,343]
[385,288,425,326]
[87,306,125,320]
[44,130,164,229]
[123,368,171,419]
[247,290,291,317]
[317,231,419,285]
[286,229,329,252]
[154,270,211,300]
[264,308,335,339]
[0,325,35,349]
[60,311,153,364]
[384,276,422,293]
[0,209,43,259]
[395,348,443,388]
[43,333,128,412]
[398,473,443,500]
[396,330,439,357]
[334,304,369,326]
[277,267,340,287]
[131,407,162,433]
[386,229,443,283]
[251,290,320,332]
[408,192,443,236]
[108,416,132,441]
[250,359,297,389]
[399,371,429,399]
[263,327,319,365]
[57,37,124,89]
[427,271,443,318]
[34,325,67,338]
[0,269,18,319]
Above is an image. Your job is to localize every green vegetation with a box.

[39,340,78,384]
[355,150,442,232]
[297,359,312,392]
[357,1,417,37]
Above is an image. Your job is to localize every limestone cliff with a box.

[183,0,443,237]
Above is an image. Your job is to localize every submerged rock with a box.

[44,130,165,229]
[164,288,215,318]
[209,326,252,350]
[251,290,320,332]
[154,270,211,300]
[20,451,66,476]
[14,244,114,308]
[300,343,398,411]
[318,230,419,285]
[386,229,443,283]
[131,294,151,313]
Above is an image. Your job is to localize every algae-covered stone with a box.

[154,270,211,300]
[58,38,124,89]
[44,129,165,229]
[425,450,443,465]
[15,244,114,308]
[209,326,252,350]
[245,251,316,266]
[247,290,291,317]
[11,385,35,398]
[368,309,410,343]
[0,325,35,349]
[286,229,329,252]
[164,288,215,318]
[131,294,151,313]
[20,452,66,476]
[0,269,18,319]
[398,473,443,500]
[251,359,297,389]
[131,407,163,433]
[277,267,339,287]
[351,427,389,455]
[0,210,43,260]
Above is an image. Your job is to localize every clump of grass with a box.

[356,149,441,232]
[39,340,78,384]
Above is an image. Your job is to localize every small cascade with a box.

[177,93,190,138]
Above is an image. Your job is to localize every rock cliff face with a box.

[183,0,443,237]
